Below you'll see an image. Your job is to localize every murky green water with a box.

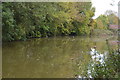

[2,36,118,78]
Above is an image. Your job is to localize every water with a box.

[2,36,118,78]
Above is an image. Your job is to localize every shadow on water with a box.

[2,36,119,78]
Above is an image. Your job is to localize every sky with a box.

[91,0,120,19]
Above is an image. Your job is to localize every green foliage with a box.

[95,11,119,31]
[91,50,120,78]
[96,15,109,29]
[85,40,120,78]
[2,2,95,41]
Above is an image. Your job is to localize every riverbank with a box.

[2,28,118,42]
[91,29,116,37]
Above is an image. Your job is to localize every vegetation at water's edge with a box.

[2,2,95,41]
[75,40,120,78]
[2,2,119,41]
[89,50,120,78]
[2,2,120,78]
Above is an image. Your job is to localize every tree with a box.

[2,2,95,41]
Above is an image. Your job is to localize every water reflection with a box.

[3,36,118,78]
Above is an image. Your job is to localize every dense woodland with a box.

[2,2,119,41]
